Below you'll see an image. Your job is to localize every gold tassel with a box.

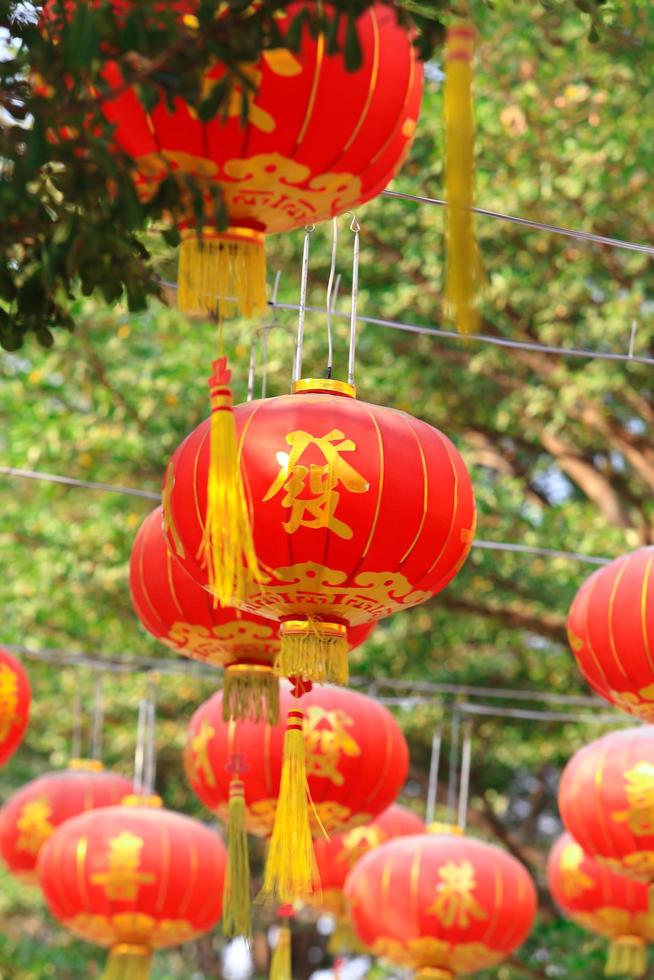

[605,938,647,977]
[257,708,320,904]
[444,17,480,334]
[269,923,292,980]
[223,776,252,939]
[178,227,268,319]
[201,356,264,608]
[224,663,280,725]
[102,945,153,980]
[277,619,349,686]
[328,918,368,956]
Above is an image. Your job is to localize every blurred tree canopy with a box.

[2,0,654,976]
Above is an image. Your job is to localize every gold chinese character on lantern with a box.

[16,799,55,855]
[304,706,361,785]
[185,720,216,789]
[559,842,594,899]
[91,831,155,900]
[340,825,385,867]
[0,663,19,740]
[613,762,654,835]
[427,861,488,929]
[264,430,369,540]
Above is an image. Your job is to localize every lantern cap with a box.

[120,794,163,808]
[292,379,356,399]
[427,821,464,837]
[225,662,275,675]
[112,943,152,956]
[69,758,104,772]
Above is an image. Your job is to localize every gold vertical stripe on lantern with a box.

[444,18,480,334]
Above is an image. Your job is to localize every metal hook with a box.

[457,719,473,830]
[425,727,443,824]
[90,675,104,763]
[246,271,282,402]
[628,319,638,359]
[347,213,361,387]
[325,217,339,379]
[292,225,315,385]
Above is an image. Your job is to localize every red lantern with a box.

[130,506,375,724]
[100,2,423,319]
[313,804,425,918]
[0,760,133,884]
[559,727,654,886]
[38,798,226,979]
[164,380,476,686]
[185,682,409,838]
[568,547,654,722]
[548,832,653,977]
[0,648,30,767]
[344,830,537,978]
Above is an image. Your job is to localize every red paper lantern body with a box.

[0,648,30,767]
[548,832,652,976]
[164,383,475,681]
[559,727,654,884]
[184,683,408,837]
[314,804,425,917]
[0,762,133,884]
[344,832,537,977]
[38,803,226,952]
[568,547,654,722]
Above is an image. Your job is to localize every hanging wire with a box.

[457,702,633,724]
[133,698,148,793]
[325,217,339,378]
[447,709,461,820]
[425,727,442,824]
[90,676,104,762]
[347,214,361,387]
[0,466,160,500]
[247,270,283,402]
[71,690,82,760]
[143,675,158,795]
[457,719,473,831]
[292,225,315,383]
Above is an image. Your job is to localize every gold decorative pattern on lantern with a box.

[559,842,595,899]
[0,662,19,739]
[66,912,197,950]
[184,720,217,789]
[573,906,654,942]
[609,687,654,721]
[304,707,361,785]
[91,832,156,900]
[371,936,504,974]
[220,798,371,838]
[168,619,278,660]
[427,861,488,928]
[613,762,654,835]
[16,799,55,855]
[263,429,370,539]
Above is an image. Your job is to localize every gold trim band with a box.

[280,619,347,639]
[292,378,356,398]
[180,226,265,246]
[427,822,464,837]
[112,944,152,956]
[120,794,163,809]
[226,662,275,675]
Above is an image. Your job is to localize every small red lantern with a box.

[559,726,654,886]
[548,832,653,977]
[185,683,408,838]
[344,829,537,978]
[0,760,133,884]
[38,798,226,979]
[0,648,30,767]
[165,380,476,685]
[568,547,654,721]
[313,804,425,918]
[130,506,374,724]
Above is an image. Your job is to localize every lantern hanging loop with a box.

[144,674,158,796]
[90,675,104,763]
[325,217,339,379]
[292,225,316,384]
[71,688,82,761]
[425,727,443,825]
[133,698,148,795]
[347,213,361,387]
[247,270,282,402]
[447,707,461,821]
[457,718,473,831]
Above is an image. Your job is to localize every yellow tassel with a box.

[328,918,368,956]
[605,938,647,977]
[224,664,280,725]
[102,946,153,980]
[444,17,480,334]
[258,709,321,904]
[269,923,292,980]
[277,619,349,686]
[201,356,264,608]
[223,776,252,939]
[178,228,268,319]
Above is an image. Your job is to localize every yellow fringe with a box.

[605,938,647,977]
[177,230,268,319]
[444,18,480,334]
[269,924,292,980]
[224,666,280,725]
[276,620,349,686]
[328,918,368,956]
[102,947,153,980]
[257,709,321,905]
[201,356,264,608]
[223,777,252,939]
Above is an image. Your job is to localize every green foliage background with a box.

[2,0,654,976]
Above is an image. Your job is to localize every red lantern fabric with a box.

[38,801,226,957]
[568,547,654,722]
[548,832,652,977]
[164,381,476,683]
[184,683,408,837]
[344,831,537,978]
[0,648,30,767]
[313,804,425,917]
[0,761,133,884]
[559,727,654,884]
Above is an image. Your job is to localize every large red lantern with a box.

[344,830,537,978]
[38,798,226,980]
[568,547,654,722]
[548,832,653,977]
[0,760,133,884]
[313,804,425,918]
[185,683,408,838]
[164,380,476,686]
[559,727,654,886]
[0,648,30,767]
[100,2,423,319]
[130,506,374,724]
